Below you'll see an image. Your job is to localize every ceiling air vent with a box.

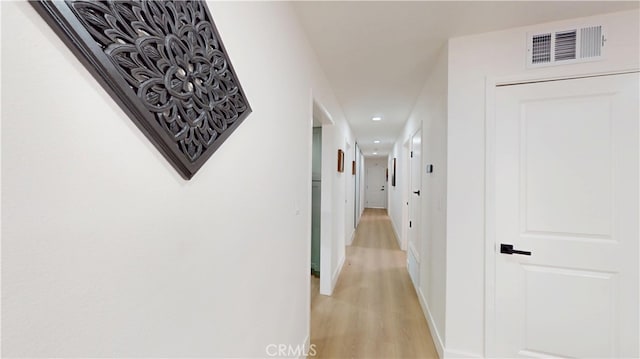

[580,26,602,58]
[555,30,576,61]
[527,25,604,67]
[532,33,552,64]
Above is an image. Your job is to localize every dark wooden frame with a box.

[337,149,345,173]
[31,1,252,179]
[351,160,356,175]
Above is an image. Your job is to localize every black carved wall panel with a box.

[32,0,252,179]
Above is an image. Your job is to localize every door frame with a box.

[311,99,335,296]
[483,69,639,357]
[354,143,361,234]
[408,127,422,265]
[345,140,355,245]
[364,157,387,209]
[400,136,411,251]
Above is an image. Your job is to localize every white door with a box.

[365,159,386,208]
[493,73,639,358]
[408,129,422,286]
[345,142,353,242]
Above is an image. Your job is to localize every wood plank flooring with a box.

[310,208,438,358]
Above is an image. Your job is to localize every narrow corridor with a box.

[311,209,438,358]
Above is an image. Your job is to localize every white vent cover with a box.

[555,30,577,61]
[581,26,603,58]
[528,25,604,67]
[531,33,552,64]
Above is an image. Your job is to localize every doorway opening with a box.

[310,100,334,297]
[354,143,362,235]
[364,157,388,209]
[400,136,411,251]
[311,126,322,278]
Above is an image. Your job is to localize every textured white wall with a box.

[314,107,355,295]
[387,149,404,248]
[446,9,639,357]
[388,44,448,357]
[418,46,448,358]
[1,1,353,356]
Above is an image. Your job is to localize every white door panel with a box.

[493,73,639,358]
[523,96,612,237]
[408,129,422,286]
[365,159,386,208]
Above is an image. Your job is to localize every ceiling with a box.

[293,1,639,157]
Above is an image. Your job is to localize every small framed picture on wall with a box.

[337,149,345,173]
[392,158,397,187]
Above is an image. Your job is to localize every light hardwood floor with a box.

[310,208,438,358]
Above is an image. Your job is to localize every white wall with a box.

[1,1,354,356]
[387,151,404,247]
[446,9,639,357]
[344,142,355,246]
[358,149,366,221]
[389,44,449,358]
[308,55,358,294]
[346,144,362,246]
[314,104,354,295]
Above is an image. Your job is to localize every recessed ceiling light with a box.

[374,140,381,144]
[372,116,382,121]
[373,152,378,155]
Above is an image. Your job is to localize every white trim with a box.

[408,127,422,262]
[298,334,310,359]
[444,349,483,358]
[346,228,355,246]
[483,76,498,358]
[483,68,640,358]
[401,135,412,252]
[329,253,345,295]
[306,89,314,359]
[391,215,402,250]
[312,100,334,126]
[415,279,482,359]
[345,140,354,249]
[415,287,445,359]
[315,97,334,297]
[408,241,420,263]
[493,67,638,87]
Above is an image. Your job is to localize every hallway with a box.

[311,209,438,358]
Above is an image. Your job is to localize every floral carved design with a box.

[67,0,250,164]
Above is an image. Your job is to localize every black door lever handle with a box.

[413,190,420,196]
[500,243,531,256]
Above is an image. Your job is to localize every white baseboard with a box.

[346,228,355,246]
[415,288,445,359]
[299,334,310,359]
[330,254,345,295]
[390,217,402,250]
[407,246,420,289]
[444,349,483,358]
[408,241,420,263]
